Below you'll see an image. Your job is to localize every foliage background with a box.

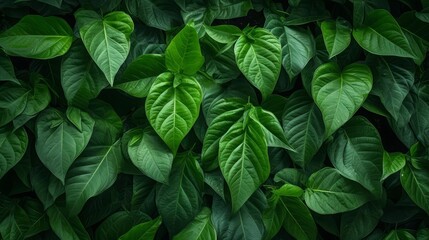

[0,0,429,239]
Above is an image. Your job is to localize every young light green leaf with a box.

[95,211,151,240]
[127,127,173,183]
[204,24,242,44]
[400,163,429,215]
[65,140,123,215]
[312,62,373,138]
[321,18,352,58]
[234,27,282,99]
[367,55,415,121]
[114,54,166,98]
[145,72,203,154]
[249,106,294,151]
[382,151,406,181]
[46,204,90,240]
[35,108,95,183]
[173,207,216,240]
[273,183,304,197]
[282,90,325,167]
[265,14,315,79]
[0,126,28,179]
[165,24,204,75]
[119,217,162,240]
[304,168,372,214]
[328,116,384,197]
[0,15,73,59]
[281,197,317,240]
[156,152,204,235]
[219,118,270,212]
[76,10,134,85]
[212,190,266,240]
[353,9,417,59]
[340,202,383,240]
[61,40,108,107]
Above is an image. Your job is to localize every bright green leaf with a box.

[304,168,372,214]
[321,18,352,58]
[382,151,406,181]
[219,117,269,212]
[234,27,282,99]
[145,72,203,154]
[165,24,204,75]
[312,62,373,137]
[0,15,73,59]
[76,10,134,85]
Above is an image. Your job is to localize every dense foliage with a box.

[0,0,429,239]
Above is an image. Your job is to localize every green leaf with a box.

[400,163,429,215]
[249,106,293,150]
[304,168,372,214]
[312,62,373,138]
[173,207,216,240]
[0,204,30,240]
[0,54,19,84]
[410,81,429,146]
[119,217,162,240]
[340,202,383,240]
[273,183,304,197]
[65,139,123,215]
[0,15,72,59]
[156,152,204,235]
[265,14,315,79]
[382,151,406,181]
[21,74,51,117]
[384,229,416,240]
[30,163,64,209]
[219,117,270,212]
[284,0,330,25]
[212,190,266,240]
[145,72,203,154]
[95,211,150,240]
[282,90,325,167]
[88,100,123,146]
[202,98,245,170]
[127,127,173,183]
[234,27,282,99]
[126,0,182,31]
[114,54,166,98]
[353,9,417,59]
[367,55,415,121]
[209,0,253,20]
[281,197,317,240]
[76,10,134,85]
[321,18,352,58]
[165,24,204,75]
[263,194,286,240]
[61,40,108,107]
[46,204,90,240]
[0,126,28,179]
[204,24,241,44]
[328,116,384,197]
[35,108,95,183]
[0,83,30,127]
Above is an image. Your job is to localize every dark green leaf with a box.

[46,204,90,240]
[400,163,429,214]
[156,152,204,235]
[340,202,383,240]
[35,108,95,183]
[119,217,162,240]
[173,207,216,240]
[95,211,150,240]
[0,126,28,179]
